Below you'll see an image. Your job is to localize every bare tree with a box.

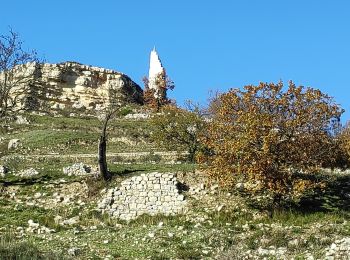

[97,86,123,181]
[97,85,141,181]
[0,29,38,117]
[98,108,117,181]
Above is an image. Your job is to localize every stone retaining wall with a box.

[97,172,186,221]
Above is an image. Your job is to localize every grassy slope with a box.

[0,113,158,157]
[0,113,349,259]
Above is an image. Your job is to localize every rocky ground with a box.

[0,113,350,259]
[1,165,350,259]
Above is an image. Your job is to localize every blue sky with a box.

[1,0,350,121]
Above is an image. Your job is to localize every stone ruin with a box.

[97,172,187,221]
[63,163,94,176]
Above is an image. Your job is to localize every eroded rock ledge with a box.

[6,61,143,112]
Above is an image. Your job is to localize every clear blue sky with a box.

[2,1,350,121]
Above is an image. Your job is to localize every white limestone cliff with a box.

[2,61,143,112]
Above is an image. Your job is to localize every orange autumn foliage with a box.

[338,121,350,164]
[143,70,174,111]
[199,81,343,198]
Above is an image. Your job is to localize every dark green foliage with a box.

[151,105,206,162]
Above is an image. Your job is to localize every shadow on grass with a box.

[296,174,350,213]
[0,232,69,260]
[244,172,350,216]
[110,169,144,177]
[0,174,54,187]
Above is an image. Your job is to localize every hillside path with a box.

[1,151,187,159]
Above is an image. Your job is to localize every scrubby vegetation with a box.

[1,82,350,259]
[150,104,206,162]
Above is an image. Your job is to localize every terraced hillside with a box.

[0,112,350,259]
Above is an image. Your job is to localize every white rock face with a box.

[124,113,150,120]
[0,165,8,177]
[15,115,29,124]
[26,219,55,234]
[8,139,21,150]
[325,237,350,259]
[148,48,165,97]
[1,62,143,112]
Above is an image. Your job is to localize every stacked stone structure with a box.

[63,163,93,176]
[98,172,186,221]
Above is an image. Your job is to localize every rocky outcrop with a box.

[6,61,143,112]
[0,165,8,177]
[8,139,21,150]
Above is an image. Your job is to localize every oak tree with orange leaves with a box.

[199,81,343,202]
[337,121,350,166]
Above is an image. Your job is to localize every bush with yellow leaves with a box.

[337,121,350,166]
[199,81,343,201]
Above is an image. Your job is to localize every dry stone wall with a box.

[16,168,39,177]
[97,172,186,221]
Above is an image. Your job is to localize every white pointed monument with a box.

[148,47,165,97]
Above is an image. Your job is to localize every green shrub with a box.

[118,106,133,116]
[151,105,206,162]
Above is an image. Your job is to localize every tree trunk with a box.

[188,146,197,163]
[98,116,112,181]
